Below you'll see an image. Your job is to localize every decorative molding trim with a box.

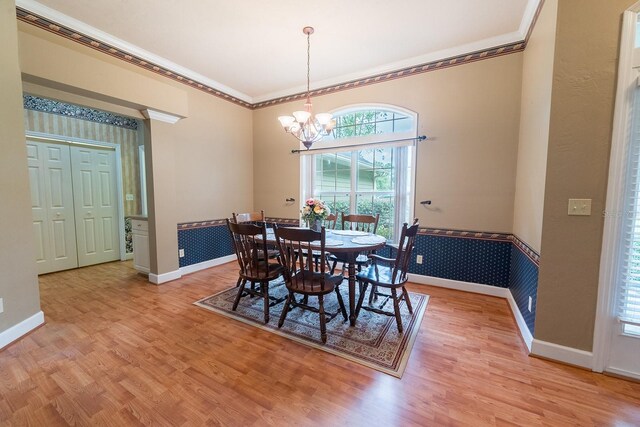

[417,227,512,242]
[507,289,534,351]
[0,311,45,350]
[23,94,139,130]
[521,0,545,44]
[15,4,253,109]
[15,0,546,110]
[179,254,237,276]
[530,339,593,370]
[178,219,227,230]
[252,41,525,109]
[510,234,541,265]
[265,217,300,225]
[148,269,182,285]
[141,109,183,124]
[407,273,510,298]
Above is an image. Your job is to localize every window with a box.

[301,105,417,242]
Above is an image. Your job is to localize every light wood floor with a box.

[1,261,639,426]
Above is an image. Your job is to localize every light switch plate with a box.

[0,298,4,314]
[179,249,185,258]
[568,198,592,216]
[528,296,532,312]
[126,194,135,201]
[416,255,423,264]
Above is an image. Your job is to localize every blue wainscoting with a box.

[509,236,540,334]
[410,230,512,287]
[176,219,539,335]
[177,220,234,268]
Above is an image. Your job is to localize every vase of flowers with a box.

[301,198,330,232]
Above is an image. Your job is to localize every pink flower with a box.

[306,198,314,206]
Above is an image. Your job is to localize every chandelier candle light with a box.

[278,27,335,150]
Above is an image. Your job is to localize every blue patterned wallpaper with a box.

[509,238,539,334]
[177,220,539,334]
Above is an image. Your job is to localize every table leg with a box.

[348,261,357,326]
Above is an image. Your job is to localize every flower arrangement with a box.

[301,198,330,224]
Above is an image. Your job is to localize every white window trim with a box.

[593,5,640,372]
[299,103,418,242]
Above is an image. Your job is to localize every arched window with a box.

[300,104,418,242]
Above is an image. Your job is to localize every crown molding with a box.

[16,0,544,110]
[141,109,182,124]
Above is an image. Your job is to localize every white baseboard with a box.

[506,290,533,351]
[179,254,237,276]
[0,311,45,350]
[149,269,182,285]
[530,339,593,369]
[407,273,510,298]
[605,366,640,381]
[407,273,536,351]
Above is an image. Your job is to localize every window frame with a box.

[300,104,418,243]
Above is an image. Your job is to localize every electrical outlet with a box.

[125,193,135,201]
[416,255,423,264]
[179,249,185,258]
[0,298,4,314]
[528,296,533,312]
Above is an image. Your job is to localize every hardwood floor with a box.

[1,260,639,426]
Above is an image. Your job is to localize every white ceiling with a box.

[18,0,537,104]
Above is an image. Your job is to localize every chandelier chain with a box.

[306,31,311,98]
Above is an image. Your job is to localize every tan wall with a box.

[535,0,634,351]
[16,21,253,276]
[0,0,41,333]
[253,54,523,233]
[512,0,558,253]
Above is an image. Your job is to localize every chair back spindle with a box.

[391,220,419,284]
[275,226,328,293]
[341,213,380,234]
[227,219,270,280]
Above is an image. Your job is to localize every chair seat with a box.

[239,262,283,281]
[356,264,407,287]
[287,271,343,295]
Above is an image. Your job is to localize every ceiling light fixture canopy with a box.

[278,26,335,150]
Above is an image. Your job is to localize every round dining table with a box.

[266,228,386,326]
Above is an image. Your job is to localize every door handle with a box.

[87,211,92,216]
[56,212,61,216]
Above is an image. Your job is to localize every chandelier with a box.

[278,26,335,150]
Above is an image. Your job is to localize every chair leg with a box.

[330,259,338,275]
[232,279,247,311]
[391,288,403,333]
[278,291,293,328]
[402,286,413,314]
[369,284,380,304]
[262,281,270,324]
[355,282,369,318]
[318,294,327,343]
[335,286,348,321]
[235,277,243,288]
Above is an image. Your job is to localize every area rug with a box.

[194,279,429,378]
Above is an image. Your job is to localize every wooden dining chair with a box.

[226,219,285,323]
[341,213,380,233]
[232,210,279,261]
[330,212,381,274]
[274,226,348,343]
[232,210,265,224]
[354,219,419,333]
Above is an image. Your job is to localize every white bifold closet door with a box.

[27,139,120,274]
[27,140,78,274]
[70,145,120,267]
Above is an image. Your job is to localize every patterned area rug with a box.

[194,279,429,378]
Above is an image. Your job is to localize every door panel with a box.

[71,145,120,267]
[26,140,78,274]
